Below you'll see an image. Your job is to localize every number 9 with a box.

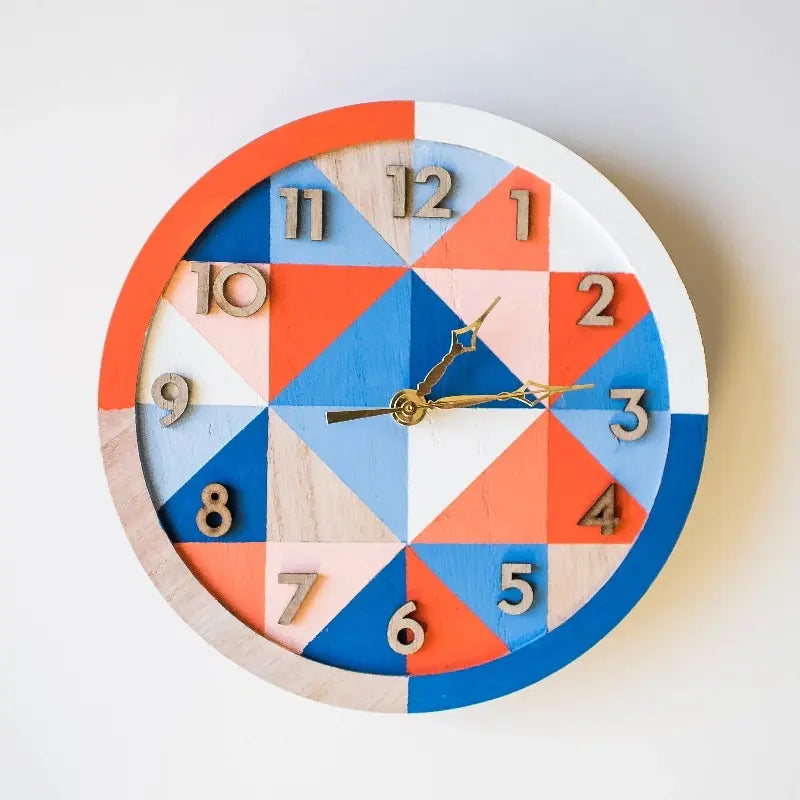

[151,373,189,427]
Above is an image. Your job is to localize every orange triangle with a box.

[547,413,645,544]
[175,542,266,634]
[416,414,548,544]
[406,548,508,675]
[414,167,550,270]
[269,264,407,399]
[549,272,649,386]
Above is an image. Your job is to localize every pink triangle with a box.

[163,260,269,402]
[414,268,549,384]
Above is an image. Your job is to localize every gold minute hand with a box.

[416,296,501,398]
[428,381,594,410]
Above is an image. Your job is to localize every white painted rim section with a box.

[415,102,709,415]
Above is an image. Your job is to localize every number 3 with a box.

[498,563,535,615]
[609,388,648,441]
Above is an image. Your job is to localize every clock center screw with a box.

[390,389,427,426]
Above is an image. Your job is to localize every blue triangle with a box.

[410,141,514,263]
[271,405,408,540]
[272,271,411,408]
[137,403,264,508]
[157,410,268,543]
[269,160,404,266]
[553,410,671,511]
[184,180,270,262]
[410,273,526,408]
[552,313,669,411]
[412,544,547,651]
[303,549,407,675]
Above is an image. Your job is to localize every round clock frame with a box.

[99,101,708,713]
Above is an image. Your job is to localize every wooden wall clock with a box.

[99,101,708,712]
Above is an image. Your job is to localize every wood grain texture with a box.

[267,410,400,543]
[314,140,413,263]
[546,543,630,629]
[99,408,407,711]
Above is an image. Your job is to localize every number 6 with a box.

[387,601,425,655]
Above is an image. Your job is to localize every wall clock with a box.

[99,101,708,712]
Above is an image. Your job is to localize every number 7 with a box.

[277,572,319,625]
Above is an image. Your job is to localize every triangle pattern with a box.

[137,403,263,508]
[302,549,407,675]
[264,541,403,653]
[553,410,671,512]
[314,140,413,263]
[415,412,548,544]
[269,264,407,400]
[163,261,270,402]
[266,410,400,543]
[410,272,522,407]
[407,408,542,542]
[406,548,508,675]
[549,186,634,273]
[269,159,404,266]
[271,405,408,541]
[184,179,270,263]
[552,312,669,411]
[272,271,411,408]
[547,412,645,544]
[414,167,550,270]
[136,300,266,407]
[175,542,266,634]
[546,543,630,630]
[414,268,549,385]
[157,410,268,544]
[410,140,515,263]
[549,272,650,391]
[412,543,548,651]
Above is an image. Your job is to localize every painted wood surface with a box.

[99,101,708,712]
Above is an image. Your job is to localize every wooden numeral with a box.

[277,572,319,625]
[191,263,267,317]
[578,484,619,535]
[279,186,324,240]
[151,372,189,427]
[609,388,648,441]
[577,273,615,326]
[386,164,406,217]
[498,563,535,615]
[196,483,233,537]
[387,601,425,655]
[509,189,531,241]
[414,166,453,218]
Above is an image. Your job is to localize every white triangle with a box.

[549,186,634,273]
[136,299,266,406]
[407,408,544,542]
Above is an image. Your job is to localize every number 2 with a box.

[578,273,615,326]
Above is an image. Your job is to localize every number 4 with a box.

[578,484,619,535]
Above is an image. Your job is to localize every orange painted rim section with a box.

[98,100,415,410]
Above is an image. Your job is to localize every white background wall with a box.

[2,1,799,797]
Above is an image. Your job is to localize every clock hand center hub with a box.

[390,389,428,426]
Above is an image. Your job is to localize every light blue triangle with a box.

[552,410,671,511]
[136,403,263,508]
[269,159,404,265]
[271,405,408,541]
[272,271,411,408]
[410,141,514,263]
[412,544,548,650]
[552,313,670,411]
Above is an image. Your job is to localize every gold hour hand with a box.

[416,296,501,398]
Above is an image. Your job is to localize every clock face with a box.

[99,102,708,712]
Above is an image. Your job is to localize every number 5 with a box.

[498,563,535,615]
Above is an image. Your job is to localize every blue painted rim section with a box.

[408,412,708,712]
